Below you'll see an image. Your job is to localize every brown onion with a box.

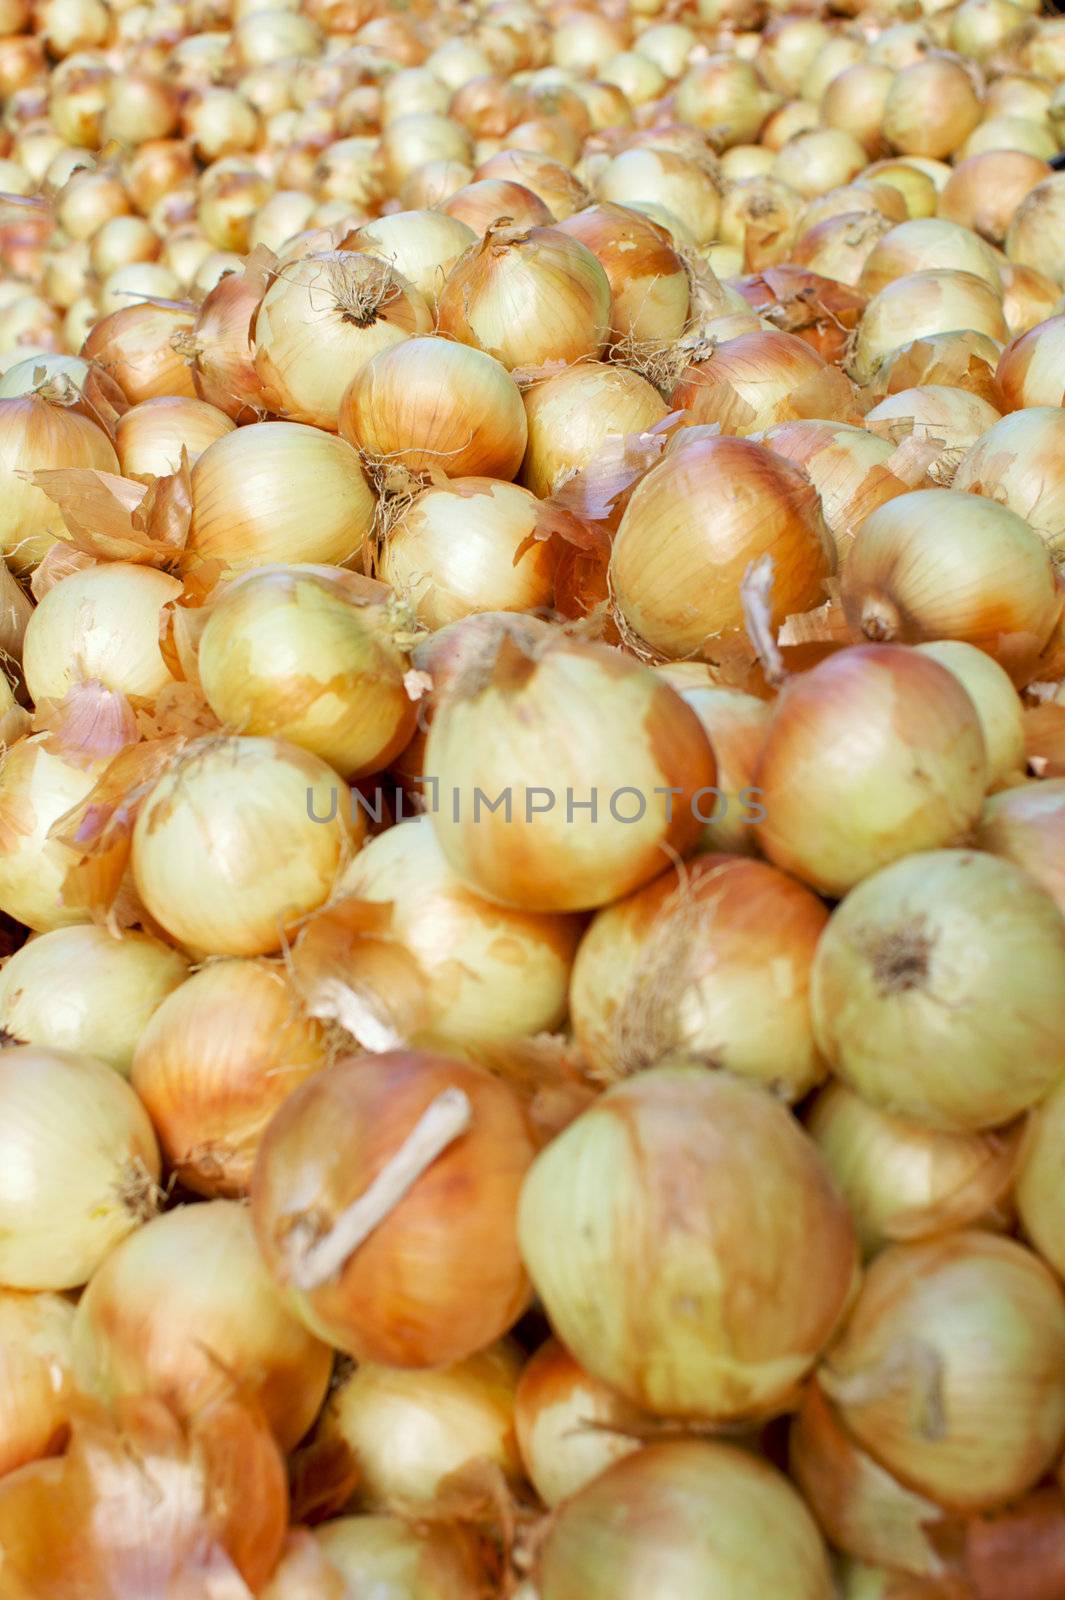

[520,362,667,497]
[672,328,831,436]
[82,301,196,405]
[997,314,1065,410]
[555,202,691,345]
[938,149,1052,243]
[760,420,912,556]
[514,1337,647,1507]
[440,176,553,235]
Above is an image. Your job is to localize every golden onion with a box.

[23,562,181,705]
[520,362,667,497]
[913,640,1025,790]
[0,392,118,573]
[851,269,1008,383]
[976,778,1065,914]
[514,1337,647,1508]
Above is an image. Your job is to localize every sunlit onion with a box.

[850,269,1008,383]
[938,150,1051,243]
[760,420,910,556]
[338,210,477,308]
[912,639,1025,791]
[997,314,1065,410]
[24,562,181,705]
[82,301,196,405]
[595,146,721,247]
[961,113,1057,161]
[474,148,590,220]
[791,211,893,288]
[672,328,831,436]
[0,1289,75,1478]
[0,391,119,573]
[821,64,894,156]
[514,1337,647,1508]
[1006,174,1065,288]
[976,778,1065,916]
[0,740,102,931]
[520,362,667,497]
[859,218,1001,298]
[674,55,777,148]
[881,53,983,160]
[440,176,553,235]
[555,202,690,345]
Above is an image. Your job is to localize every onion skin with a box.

[251,1050,537,1366]
[851,269,1008,385]
[913,640,1025,793]
[520,362,667,498]
[518,1064,857,1420]
[759,420,911,557]
[81,302,197,404]
[0,394,119,573]
[514,1337,648,1508]
[997,315,1065,411]
[672,329,829,437]
[976,779,1065,915]
[954,407,1065,547]
[537,1440,835,1600]
[938,150,1052,244]
[23,561,181,705]
[555,202,690,344]
[811,849,1065,1132]
[754,646,988,897]
[0,1290,75,1478]
[308,1516,492,1600]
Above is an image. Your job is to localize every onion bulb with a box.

[1006,175,1065,288]
[537,1439,834,1600]
[423,624,716,913]
[818,1231,1065,1511]
[862,385,1002,464]
[0,1289,75,1478]
[115,395,235,480]
[791,211,894,289]
[131,958,329,1198]
[954,406,1065,550]
[0,926,188,1078]
[871,329,1003,407]
[186,265,264,424]
[441,177,553,235]
[72,1200,331,1451]
[514,1337,648,1508]
[913,640,1025,791]
[474,149,590,220]
[674,55,778,148]
[81,301,197,405]
[938,150,1052,244]
[0,739,101,932]
[338,210,477,308]
[672,329,830,436]
[251,1050,536,1365]
[851,269,1008,383]
[997,315,1065,411]
[609,433,834,659]
[189,421,376,572]
[859,218,1001,297]
[23,562,181,705]
[881,53,983,160]
[519,1064,856,1419]
[1016,1077,1065,1279]
[197,566,417,778]
[841,489,1060,684]
[556,202,690,345]
[806,1081,1020,1260]
[569,854,828,1100]
[594,147,721,247]
[132,735,360,957]
[299,1517,490,1600]
[759,420,910,556]
[520,363,667,497]
[773,129,868,200]
[976,778,1065,914]
[811,849,1065,1130]
[379,476,555,629]
[0,1045,160,1290]
[339,336,527,480]
[0,392,118,573]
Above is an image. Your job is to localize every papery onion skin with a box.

[339,210,478,308]
[72,1199,332,1451]
[440,176,554,235]
[759,420,910,557]
[187,265,265,423]
[671,329,829,437]
[23,562,181,705]
[556,202,691,344]
[871,329,1003,408]
[0,394,119,573]
[115,395,235,480]
[131,735,360,958]
[569,854,828,1100]
[953,407,1065,548]
[311,1516,492,1600]
[0,1289,75,1479]
[251,1050,537,1366]
[537,1439,835,1600]
[518,1064,856,1420]
[81,301,197,404]
[0,926,188,1079]
[863,386,1001,459]
[755,646,988,897]
[851,269,1008,385]
[520,362,667,498]
[0,1045,160,1291]
[976,779,1065,915]
[819,1231,1065,1513]
[424,628,717,913]
[811,849,1065,1132]
[859,218,1001,298]
[131,958,330,1198]
[664,678,771,853]
[514,1337,648,1508]
[0,740,100,932]
[610,433,834,659]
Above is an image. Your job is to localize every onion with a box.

[674,55,777,148]
[303,1340,522,1512]
[950,0,1029,60]
[248,191,317,254]
[96,262,183,321]
[82,301,196,406]
[306,1517,490,1600]
[841,489,1060,684]
[189,421,376,572]
[594,147,721,247]
[792,211,893,288]
[1017,1076,1065,1278]
[338,210,477,308]
[252,252,432,430]
[131,958,329,1198]
[719,174,804,270]
[0,392,118,573]
[437,224,611,371]
[859,161,938,221]
[115,394,235,480]
[997,314,1065,410]
[380,112,473,192]
[773,129,868,200]
[755,646,988,896]
[514,1337,648,1508]
[987,71,1054,120]
[0,1289,75,1478]
[0,1045,160,1290]
[183,85,260,162]
[72,1199,332,1449]
[550,11,628,75]
[821,64,894,156]
[251,1049,536,1365]
[520,362,666,497]
[186,263,265,424]
[721,144,777,180]
[380,476,555,629]
[1001,261,1062,339]
[339,336,528,481]
[0,740,102,932]
[23,562,181,705]
[871,329,1003,407]
[801,181,909,231]
[812,848,1065,1130]
[963,114,1058,162]
[55,170,130,242]
[806,1081,1020,1260]
[570,853,829,1099]
[881,53,983,160]
[760,420,910,556]
[859,218,1001,297]
[819,1231,1065,1511]
[520,1064,856,1418]
[863,385,1002,466]
[555,202,690,345]
[953,406,1065,550]
[88,215,161,279]
[938,150,1052,243]
[976,778,1065,914]
[0,926,187,1078]
[850,269,1008,383]
[474,148,591,220]
[672,328,831,436]
[424,625,716,912]
[1006,174,1065,288]
[448,73,526,139]
[232,7,320,68]
[913,640,1024,790]
[609,433,833,660]
[440,176,554,235]
[756,14,829,95]
[659,677,771,852]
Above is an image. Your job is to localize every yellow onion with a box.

[801,182,909,231]
[950,0,1030,59]
[115,395,234,480]
[609,433,833,660]
[756,14,829,95]
[760,420,911,556]
[881,53,983,160]
[555,202,690,345]
[474,149,590,220]
[661,677,771,853]
[755,647,988,897]
[424,625,716,913]
[0,1289,75,1478]
[851,269,1008,383]
[962,114,1057,161]
[550,11,628,75]
[1006,174,1065,287]
[997,314,1065,410]
[871,328,1003,406]
[806,1081,1020,1260]
[674,55,777,148]
[792,211,894,288]
[537,1440,834,1600]
[126,140,199,214]
[0,1045,160,1290]
[0,393,118,573]
[82,302,197,405]
[197,566,416,778]
[338,211,477,308]
[953,406,1065,552]
[289,1517,490,1600]
[252,253,432,430]
[54,169,129,241]
[913,640,1025,790]
[977,778,1065,914]
[821,65,894,157]
[0,740,102,932]
[1016,1077,1065,1278]
[88,215,160,280]
[594,147,721,248]
[599,50,664,104]
[0,926,187,1078]
[380,112,473,192]
[251,1050,536,1365]
[183,86,259,162]
[23,563,181,705]
[519,1065,856,1419]
[339,336,527,481]
[772,129,868,201]
[570,850,828,1098]
[721,145,777,180]
[938,150,1051,243]
[436,224,611,371]
[841,489,1060,684]
[812,849,1065,1130]
[859,218,1001,298]
[987,70,1053,119]
[131,958,329,1198]
[1001,261,1062,338]
[198,162,273,255]
[440,176,553,235]
[248,192,317,254]
[672,329,831,436]
[186,265,265,423]
[520,363,667,497]
[72,1199,332,1450]
[303,1340,523,1513]
[514,1337,649,1507]
[189,421,376,572]
[132,735,359,957]
[718,175,804,270]
[819,1231,1065,1511]
[862,385,1001,467]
